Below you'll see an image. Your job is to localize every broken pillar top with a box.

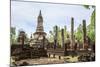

[83,19,86,22]
[71,17,74,21]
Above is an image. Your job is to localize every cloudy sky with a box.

[11,1,94,37]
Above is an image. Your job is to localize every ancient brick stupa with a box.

[30,10,48,48]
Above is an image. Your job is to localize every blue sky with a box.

[11,1,94,37]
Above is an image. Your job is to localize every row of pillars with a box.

[71,17,88,50]
[53,17,88,50]
[54,25,65,50]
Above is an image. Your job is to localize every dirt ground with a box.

[11,55,79,66]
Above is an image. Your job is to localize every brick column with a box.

[83,20,87,50]
[61,29,65,50]
[71,17,74,50]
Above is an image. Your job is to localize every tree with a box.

[10,27,16,44]
[75,24,83,43]
[83,5,95,44]
[87,9,95,43]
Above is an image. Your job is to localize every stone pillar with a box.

[83,20,87,50]
[61,29,65,50]
[54,26,58,49]
[66,35,70,50]
[71,17,74,50]
[59,56,61,59]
